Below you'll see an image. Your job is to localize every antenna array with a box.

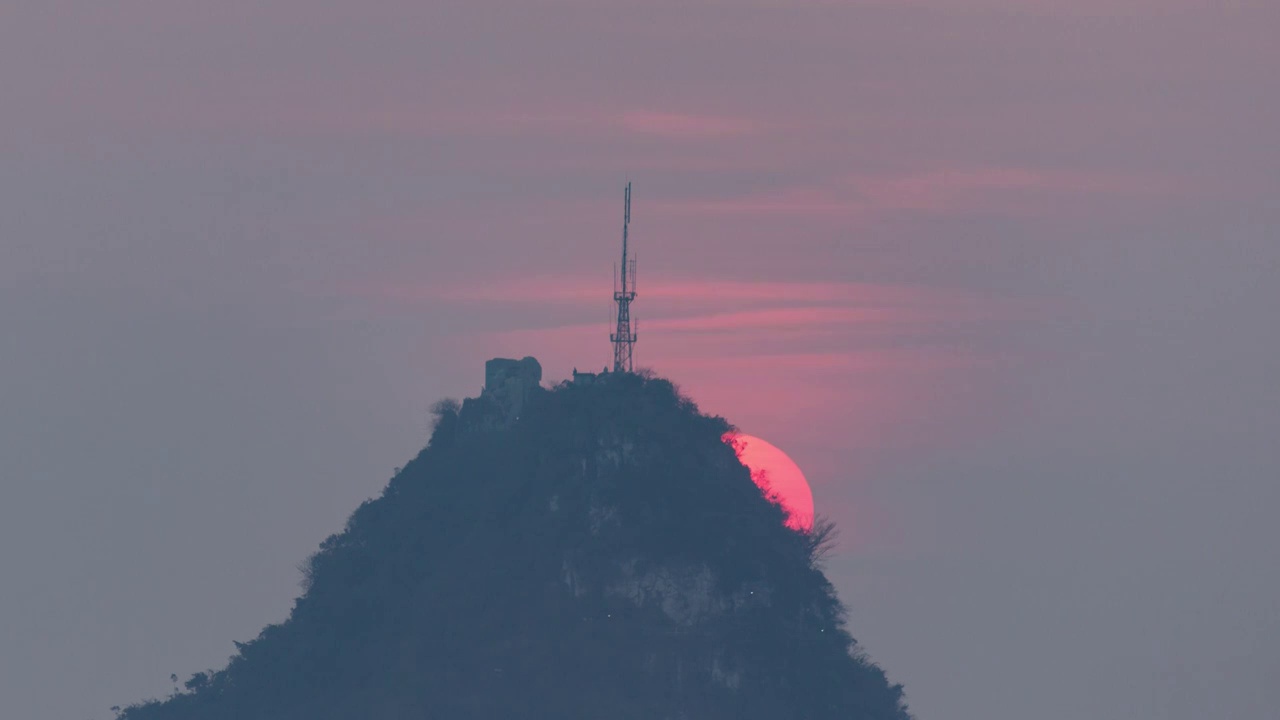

[610,183,637,373]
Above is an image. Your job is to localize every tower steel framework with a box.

[610,183,637,373]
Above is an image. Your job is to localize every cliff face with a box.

[118,372,910,720]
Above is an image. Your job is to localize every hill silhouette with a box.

[116,371,910,720]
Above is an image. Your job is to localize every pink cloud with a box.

[656,187,859,217]
[848,167,1184,213]
[666,349,996,372]
[447,296,1002,357]
[654,167,1185,218]
[397,276,973,306]
[340,276,1008,329]
[648,306,922,333]
[616,111,760,139]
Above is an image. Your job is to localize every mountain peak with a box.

[117,369,909,720]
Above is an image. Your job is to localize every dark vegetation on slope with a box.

[117,372,910,720]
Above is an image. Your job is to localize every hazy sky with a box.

[2,2,1277,718]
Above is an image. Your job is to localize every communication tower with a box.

[610,183,637,373]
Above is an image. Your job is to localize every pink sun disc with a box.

[725,432,815,532]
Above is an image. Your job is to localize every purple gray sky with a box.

[2,2,1278,718]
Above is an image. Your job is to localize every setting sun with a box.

[725,433,815,532]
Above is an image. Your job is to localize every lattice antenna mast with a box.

[610,182,637,373]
